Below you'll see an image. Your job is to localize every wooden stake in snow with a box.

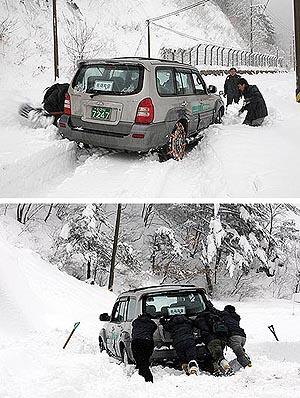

[268,324,279,341]
[63,322,80,349]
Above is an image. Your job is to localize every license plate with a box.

[91,106,111,121]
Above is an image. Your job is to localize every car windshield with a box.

[72,64,144,95]
[143,291,206,318]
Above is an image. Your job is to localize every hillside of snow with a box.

[1,216,300,398]
[1,0,244,87]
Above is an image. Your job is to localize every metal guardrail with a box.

[160,44,284,73]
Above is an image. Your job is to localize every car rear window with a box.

[72,64,144,96]
[143,291,206,318]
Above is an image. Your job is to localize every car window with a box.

[192,72,206,95]
[72,64,144,95]
[126,298,136,321]
[111,300,128,323]
[156,68,176,96]
[175,70,194,96]
[143,291,206,318]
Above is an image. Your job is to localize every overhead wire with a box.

[152,22,245,52]
[265,9,293,33]
[148,0,211,22]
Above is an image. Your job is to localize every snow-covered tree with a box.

[51,204,113,285]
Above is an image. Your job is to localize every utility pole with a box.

[108,204,122,292]
[52,0,59,80]
[147,20,151,58]
[294,0,300,102]
[250,0,254,54]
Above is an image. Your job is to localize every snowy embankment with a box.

[0,220,300,398]
[1,72,300,199]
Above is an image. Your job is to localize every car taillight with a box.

[135,98,154,124]
[64,93,71,115]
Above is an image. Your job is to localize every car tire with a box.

[99,337,105,353]
[214,108,224,124]
[158,122,187,162]
[122,346,133,366]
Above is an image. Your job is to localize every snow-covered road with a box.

[1,72,299,199]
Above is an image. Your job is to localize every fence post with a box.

[232,50,237,67]
[227,48,233,67]
[221,48,225,66]
[204,44,210,65]
[216,46,221,66]
[210,45,216,66]
[188,48,192,65]
[196,44,202,66]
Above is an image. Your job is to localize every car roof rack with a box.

[77,57,183,66]
[112,57,182,63]
[123,284,198,294]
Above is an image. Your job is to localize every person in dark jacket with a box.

[194,310,232,376]
[222,305,252,368]
[224,67,241,107]
[160,314,199,375]
[237,78,268,126]
[131,313,157,382]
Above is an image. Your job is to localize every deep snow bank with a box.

[0,234,116,339]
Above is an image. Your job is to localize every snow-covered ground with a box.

[1,72,299,199]
[1,220,300,398]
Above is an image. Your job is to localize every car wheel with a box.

[168,122,187,161]
[99,337,105,353]
[214,108,223,124]
[122,347,133,366]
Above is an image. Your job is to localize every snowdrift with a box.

[0,235,115,338]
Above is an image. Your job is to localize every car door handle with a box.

[181,101,188,107]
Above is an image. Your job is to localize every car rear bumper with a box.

[58,114,168,152]
[150,344,207,362]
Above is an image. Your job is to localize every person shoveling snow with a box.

[237,78,268,127]
[19,83,69,128]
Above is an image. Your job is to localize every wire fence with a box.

[160,43,284,72]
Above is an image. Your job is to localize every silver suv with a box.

[59,58,224,160]
[99,285,209,365]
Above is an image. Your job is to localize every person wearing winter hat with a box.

[222,305,252,368]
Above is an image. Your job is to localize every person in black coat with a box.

[160,314,199,375]
[194,310,232,376]
[131,313,157,382]
[224,67,241,107]
[237,78,268,126]
[222,305,251,368]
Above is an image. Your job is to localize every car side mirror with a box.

[219,90,224,96]
[208,85,217,94]
[100,313,110,321]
